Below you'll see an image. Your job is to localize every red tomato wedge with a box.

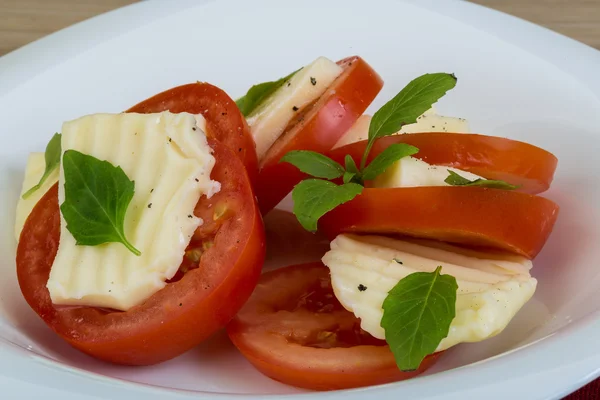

[319,187,558,259]
[256,56,384,215]
[327,133,558,194]
[17,139,265,365]
[227,263,440,391]
[127,82,259,186]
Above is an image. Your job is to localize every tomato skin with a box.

[256,56,383,215]
[227,263,441,391]
[17,139,265,365]
[127,82,259,187]
[327,133,558,194]
[319,187,559,259]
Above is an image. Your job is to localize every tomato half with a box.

[256,56,384,215]
[227,263,440,391]
[16,139,265,365]
[319,187,558,259]
[327,133,558,194]
[127,82,259,186]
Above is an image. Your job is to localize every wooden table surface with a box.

[0,1,598,399]
[0,0,599,56]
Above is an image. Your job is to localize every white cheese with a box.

[333,106,470,149]
[46,112,219,311]
[247,56,343,160]
[14,152,59,241]
[322,234,536,351]
[372,156,483,188]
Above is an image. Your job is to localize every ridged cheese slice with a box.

[47,112,219,311]
[247,56,343,160]
[322,234,536,351]
[333,106,470,149]
[14,152,59,241]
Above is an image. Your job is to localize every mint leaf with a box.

[291,179,362,232]
[381,266,457,371]
[236,69,299,116]
[281,150,344,179]
[368,73,457,141]
[60,150,141,256]
[444,170,518,190]
[22,133,62,199]
[362,144,419,181]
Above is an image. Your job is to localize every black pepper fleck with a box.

[168,137,172,143]
[221,112,227,116]
[292,106,299,111]
[238,147,242,152]
[394,258,403,265]
[357,284,367,292]
[192,127,197,131]
[148,203,152,208]
[195,178,199,182]
[310,77,317,86]
[287,82,291,87]
[150,188,154,193]
[188,215,193,218]
[179,303,183,307]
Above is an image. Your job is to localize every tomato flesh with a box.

[256,56,384,214]
[227,263,440,391]
[127,82,259,186]
[327,133,558,194]
[319,186,559,259]
[16,139,265,365]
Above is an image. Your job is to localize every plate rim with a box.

[1,0,599,399]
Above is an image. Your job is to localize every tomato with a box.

[319,186,558,259]
[227,263,441,391]
[327,133,558,194]
[256,56,384,215]
[127,82,259,186]
[16,139,265,365]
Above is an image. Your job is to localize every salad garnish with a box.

[60,150,141,256]
[236,69,300,116]
[22,132,61,199]
[381,266,458,371]
[445,170,518,190]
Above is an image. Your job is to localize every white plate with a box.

[1,0,600,399]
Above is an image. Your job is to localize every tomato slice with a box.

[127,82,259,186]
[327,133,558,194]
[16,139,265,365]
[319,187,558,259]
[256,56,384,215]
[227,263,441,391]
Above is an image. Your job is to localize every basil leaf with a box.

[281,150,344,179]
[444,170,518,190]
[22,133,62,199]
[60,150,141,256]
[291,179,362,232]
[342,171,356,184]
[368,73,457,141]
[362,144,419,181]
[344,154,359,174]
[381,266,457,371]
[236,69,299,116]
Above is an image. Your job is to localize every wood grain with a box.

[0,0,599,56]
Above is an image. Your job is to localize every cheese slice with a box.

[322,234,536,351]
[46,112,219,311]
[372,156,483,188]
[247,56,343,160]
[14,153,59,241]
[333,106,470,149]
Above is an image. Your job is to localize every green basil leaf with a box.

[342,171,356,184]
[236,69,299,116]
[444,170,518,190]
[344,154,359,174]
[368,73,457,142]
[22,133,62,199]
[381,266,457,371]
[292,179,363,232]
[362,144,419,181]
[281,150,344,179]
[60,150,141,256]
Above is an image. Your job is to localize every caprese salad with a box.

[13,55,559,391]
